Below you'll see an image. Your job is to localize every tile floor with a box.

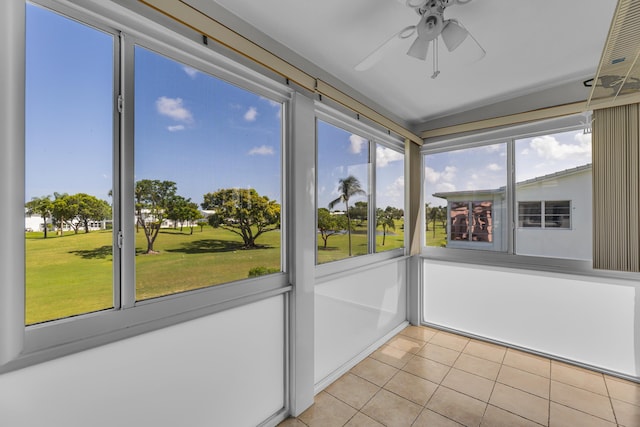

[279,325,640,427]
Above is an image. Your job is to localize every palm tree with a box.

[25,195,53,238]
[377,208,396,246]
[329,175,366,256]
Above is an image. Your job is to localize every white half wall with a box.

[0,295,285,427]
[315,259,407,385]
[423,259,640,378]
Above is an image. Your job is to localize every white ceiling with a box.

[191,0,616,127]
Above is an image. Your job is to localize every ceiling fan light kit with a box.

[355,0,482,77]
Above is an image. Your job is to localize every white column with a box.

[0,0,25,365]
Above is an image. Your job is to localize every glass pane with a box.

[424,143,507,250]
[518,201,542,228]
[375,145,404,252]
[134,46,282,300]
[25,5,114,324]
[515,129,591,260]
[545,201,571,228]
[317,120,369,264]
[450,202,469,241]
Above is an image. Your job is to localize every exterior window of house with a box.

[25,3,115,325]
[518,201,542,227]
[518,201,571,229]
[134,45,283,301]
[424,143,506,250]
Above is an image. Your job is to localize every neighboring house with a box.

[433,164,592,260]
[25,212,110,233]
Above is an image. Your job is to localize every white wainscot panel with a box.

[423,259,639,377]
[315,259,407,385]
[0,296,285,427]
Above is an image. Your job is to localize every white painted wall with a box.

[423,259,640,377]
[315,259,407,385]
[0,296,285,427]
[516,168,592,260]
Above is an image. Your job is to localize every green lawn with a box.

[425,222,447,247]
[26,221,406,324]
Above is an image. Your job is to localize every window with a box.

[22,3,287,330]
[316,116,404,265]
[424,143,506,251]
[423,123,592,261]
[134,46,283,301]
[25,3,115,325]
[518,201,571,229]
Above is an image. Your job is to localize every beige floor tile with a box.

[550,402,617,427]
[277,418,308,426]
[453,353,501,381]
[370,344,413,369]
[498,364,550,399]
[399,325,437,342]
[344,412,384,427]
[402,355,450,384]
[351,357,399,387]
[605,375,640,407]
[442,368,494,402]
[489,383,549,426]
[551,361,608,395]
[383,370,438,406]
[481,404,543,427]
[412,409,464,427]
[417,343,461,366]
[298,391,357,427]
[361,389,422,427]
[612,398,640,427]
[430,332,470,352]
[325,373,380,410]
[503,349,551,378]
[386,335,425,354]
[426,386,487,427]
[464,340,507,364]
[550,380,615,422]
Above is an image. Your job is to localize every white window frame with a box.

[518,200,572,230]
[314,103,407,278]
[1,0,293,373]
[420,114,608,276]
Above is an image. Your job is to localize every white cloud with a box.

[260,96,280,108]
[248,145,274,156]
[376,146,404,167]
[167,125,185,132]
[487,163,501,171]
[183,66,199,79]
[349,134,367,154]
[529,134,591,160]
[156,96,193,123]
[425,165,456,184]
[436,182,456,193]
[244,106,258,122]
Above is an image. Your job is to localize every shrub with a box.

[248,266,280,278]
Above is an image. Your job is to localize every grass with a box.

[25,221,406,324]
[425,222,447,247]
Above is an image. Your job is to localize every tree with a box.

[202,188,280,248]
[25,195,52,238]
[135,179,178,254]
[184,202,203,235]
[317,208,348,249]
[328,175,365,257]
[51,192,74,235]
[348,201,368,226]
[75,193,110,233]
[376,208,396,246]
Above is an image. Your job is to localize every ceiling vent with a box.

[587,0,640,107]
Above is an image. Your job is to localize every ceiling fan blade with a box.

[355,26,416,71]
[407,35,429,60]
[441,19,468,52]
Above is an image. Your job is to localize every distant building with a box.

[433,164,592,260]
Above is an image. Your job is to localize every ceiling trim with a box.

[138,0,423,145]
[422,92,640,139]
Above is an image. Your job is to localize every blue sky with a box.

[424,129,592,206]
[25,3,404,211]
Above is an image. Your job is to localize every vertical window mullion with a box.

[112,31,123,310]
[368,140,376,254]
[506,139,515,254]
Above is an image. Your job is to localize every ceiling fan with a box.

[355,0,485,78]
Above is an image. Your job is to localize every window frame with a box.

[420,114,605,275]
[1,0,294,374]
[314,103,406,277]
[518,200,572,229]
